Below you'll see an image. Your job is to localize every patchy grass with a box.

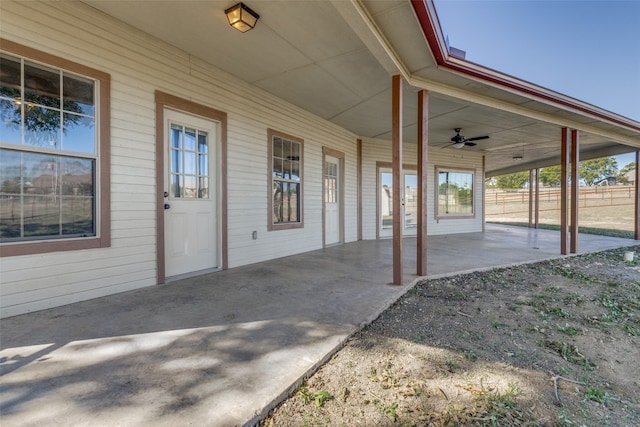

[262,247,640,426]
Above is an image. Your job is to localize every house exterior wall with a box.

[0,1,484,318]
[360,139,484,239]
[0,1,358,317]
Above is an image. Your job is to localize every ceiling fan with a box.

[444,128,489,149]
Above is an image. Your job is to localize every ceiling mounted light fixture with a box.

[225,2,260,33]
[512,144,525,161]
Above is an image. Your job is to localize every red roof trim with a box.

[411,0,640,132]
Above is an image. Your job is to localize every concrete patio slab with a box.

[1,225,636,426]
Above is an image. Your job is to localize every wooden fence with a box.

[487,185,635,214]
[485,185,635,231]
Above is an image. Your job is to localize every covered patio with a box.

[1,224,635,427]
[1,1,639,424]
[2,0,640,319]
[78,0,640,284]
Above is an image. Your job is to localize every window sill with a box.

[0,236,108,257]
[267,222,304,231]
[436,215,476,220]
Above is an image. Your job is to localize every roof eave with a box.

[411,0,640,133]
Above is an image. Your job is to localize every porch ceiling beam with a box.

[408,75,640,146]
[331,0,409,76]
[487,143,636,177]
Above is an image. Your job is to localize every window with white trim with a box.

[0,44,109,254]
[268,129,303,230]
[436,167,475,218]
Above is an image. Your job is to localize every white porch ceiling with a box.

[83,0,640,175]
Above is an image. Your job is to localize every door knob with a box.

[164,204,170,210]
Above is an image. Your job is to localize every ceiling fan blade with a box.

[464,141,477,147]
[465,135,489,142]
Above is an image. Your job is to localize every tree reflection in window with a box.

[0,55,95,153]
[0,53,96,242]
[437,169,474,217]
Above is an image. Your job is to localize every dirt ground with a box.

[261,246,640,426]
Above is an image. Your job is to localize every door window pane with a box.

[198,176,209,199]
[325,161,338,204]
[171,148,181,174]
[184,128,196,151]
[380,170,419,232]
[170,174,182,198]
[380,172,393,230]
[171,125,182,149]
[184,175,196,198]
[404,174,417,229]
[198,154,208,176]
[168,123,209,199]
[184,151,196,175]
[198,132,208,153]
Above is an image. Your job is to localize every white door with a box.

[324,155,341,246]
[379,169,417,238]
[164,109,219,278]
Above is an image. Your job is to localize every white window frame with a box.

[435,166,475,219]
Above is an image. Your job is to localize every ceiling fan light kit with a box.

[444,128,489,149]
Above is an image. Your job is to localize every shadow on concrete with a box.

[0,225,636,426]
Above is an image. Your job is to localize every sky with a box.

[433,0,640,167]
